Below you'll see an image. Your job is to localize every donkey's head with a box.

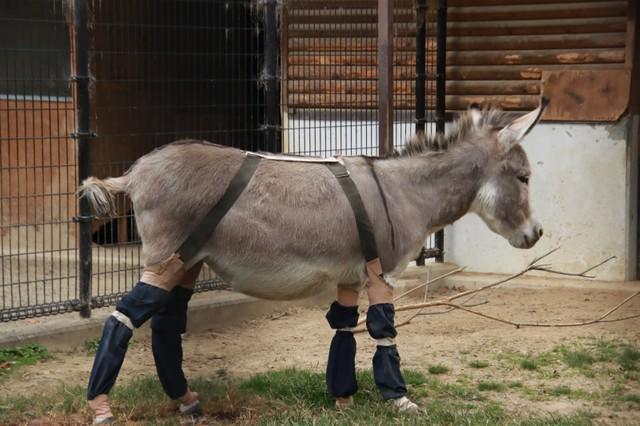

[467,99,548,249]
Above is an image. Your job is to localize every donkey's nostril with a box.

[538,228,544,237]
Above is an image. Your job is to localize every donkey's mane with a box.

[399,106,511,156]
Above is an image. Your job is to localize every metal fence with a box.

[0,0,446,322]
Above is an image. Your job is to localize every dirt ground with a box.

[2,285,640,423]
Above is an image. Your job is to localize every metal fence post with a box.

[414,0,427,266]
[378,0,393,156]
[72,0,93,318]
[434,0,447,262]
[263,0,281,153]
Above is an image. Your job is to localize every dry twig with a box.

[353,247,630,333]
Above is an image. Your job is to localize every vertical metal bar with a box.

[263,0,280,153]
[73,0,92,317]
[378,0,393,156]
[414,0,427,266]
[434,0,447,262]
[415,0,426,135]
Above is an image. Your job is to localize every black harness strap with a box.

[326,162,379,263]
[177,154,262,264]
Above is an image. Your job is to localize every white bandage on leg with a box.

[337,326,355,332]
[111,310,134,330]
[376,337,395,347]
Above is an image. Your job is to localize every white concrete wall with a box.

[286,111,635,281]
[445,119,633,281]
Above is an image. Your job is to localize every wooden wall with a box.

[283,0,633,119]
[0,98,77,248]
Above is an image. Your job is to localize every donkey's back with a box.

[80,141,366,299]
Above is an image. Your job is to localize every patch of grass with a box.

[428,364,449,375]
[0,367,606,426]
[509,381,524,388]
[469,360,489,369]
[620,394,640,404]
[561,349,595,369]
[84,337,101,355]
[617,346,640,371]
[0,344,51,380]
[240,368,332,409]
[477,381,506,392]
[550,385,572,396]
[520,357,539,371]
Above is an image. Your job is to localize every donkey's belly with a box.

[204,258,362,300]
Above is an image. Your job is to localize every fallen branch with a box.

[353,248,629,333]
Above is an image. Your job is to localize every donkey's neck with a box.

[374,144,486,271]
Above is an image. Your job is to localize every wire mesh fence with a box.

[1,0,445,322]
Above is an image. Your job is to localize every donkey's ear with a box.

[498,98,549,151]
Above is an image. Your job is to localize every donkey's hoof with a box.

[389,396,420,414]
[92,414,115,425]
[179,399,204,417]
[335,396,354,410]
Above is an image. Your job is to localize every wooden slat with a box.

[286,0,621,8]
[287,94,539,110]
[288,33,626,52]
[288,18,627,37]
[446,2,627,22]
[287,63,625,81]
[287,79,540,95]
[287,49,624,66]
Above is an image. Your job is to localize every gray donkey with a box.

[80,101,546,423]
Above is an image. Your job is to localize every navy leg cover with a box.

[326,301,359,397]
[366,303,407,400]
[151,286,194,400]
[87,282,170,400]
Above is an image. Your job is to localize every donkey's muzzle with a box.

[509,221,543,249]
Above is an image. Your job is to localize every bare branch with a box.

[352,248,634,334]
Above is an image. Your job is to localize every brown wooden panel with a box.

[288,49,624,67]
[541,69,631,121]
[288,33,626,53]
[288,93,539,110]
[287,79,539,96]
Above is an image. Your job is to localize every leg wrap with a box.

[325,301,359,397]
[366,303,407,400]
[151,286,194,400]
[87,282,170,400]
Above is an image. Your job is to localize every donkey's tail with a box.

[78,175,130,219]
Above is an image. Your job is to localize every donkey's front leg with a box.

[326,285,360,409]
[366,261,419,413]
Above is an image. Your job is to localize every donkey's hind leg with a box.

[151,261,203,416]
[87,254,187,424]
[326,285,360,409]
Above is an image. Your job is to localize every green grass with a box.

[477,381,507,392]
[428,364,449,375]
[469,360,489,369]
[0,344,51,380]
[0,367,600,425]
[550,385,572,396]
[520,358,540,371]
[561,349,594,369]
[617,346,640,371]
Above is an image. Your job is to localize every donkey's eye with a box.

[518,175,529,185]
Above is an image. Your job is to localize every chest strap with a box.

[177,154,262,264]
[325,162,379,263]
